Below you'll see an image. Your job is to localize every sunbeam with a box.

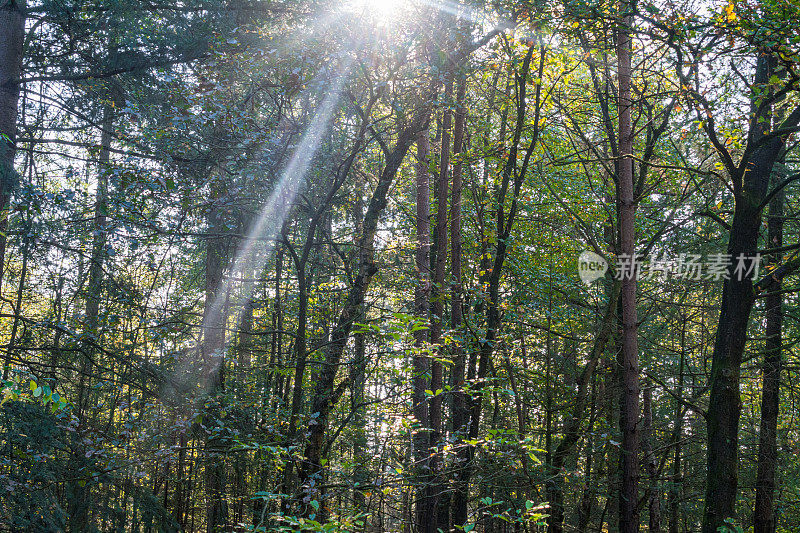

[421,0,501,28]
[176,60,354,395]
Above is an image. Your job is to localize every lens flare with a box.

[347,0,406,25]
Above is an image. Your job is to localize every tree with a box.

[4,1,800,532]
[616,4,640,531]
[0,0,25,310]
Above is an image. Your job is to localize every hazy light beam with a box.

[181,62,353,394]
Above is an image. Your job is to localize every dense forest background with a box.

[1,0,800,531]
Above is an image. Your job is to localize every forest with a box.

[1,0,800,531]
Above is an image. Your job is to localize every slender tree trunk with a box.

[253,248,283,526]
[753,172,784,533]
[451,67,498,529]
[701,53,798,533]
[350,182,369,519]
[427,73,453,533]
[269,246,284,413]
[237,272,255,378]
[642,384,661,532]
[545,323,556,532]
[616,6,640,531]
[69,105,114,533]
[233,275,255,525]
[413,130,433,531]
[0,0,24,310]
[283,144,353,508]
[299,110,434,515]
[7,212,29,350]
[351,327,369,514]
[668,319,685,533]
[449,69,468,531]
[77,105,113,414]
[578,373,599,532]
[203,184,230,533]
[287,246,309,441]
[280,241,310,508]
[174,431,188,529]
[454,43,543,531]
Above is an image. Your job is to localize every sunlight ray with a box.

[177,60,353,394]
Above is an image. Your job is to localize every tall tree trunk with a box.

[282,103,365,506]
[701,53,800,532]
[69,105,114,533]
[616,6,640,531]
[174,431,188,529]
[668,318,685,533]
[449,69,468,531]
[237,271,255,379]
[233,274,255,525]
[203,184,230,533]
[279,234,311,508]
[413,130,433,531]
[578,373,600,532]
[268,246,284,413]
[254,247,283,526]
[76,105,113,414]
[753,171,784,533]
[427,73,453,533]
[299,109,434,515]
[0,0,24,310]
[455,42,544,531]
[7,210,29,351]
[351,180,369,519]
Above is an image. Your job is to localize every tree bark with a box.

[413,129,433,531]
[449,69,468,531]
[0,0,24,308]
[298,103,435,515]
[753,169,784,533]
[427,72,453,533]
[616,6,640,531]
[69,105,114,533]
[203,182,230,533]
[701,53,800,533]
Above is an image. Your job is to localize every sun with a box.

[346,0,407,25]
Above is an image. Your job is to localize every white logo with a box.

[578,250,608,284]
